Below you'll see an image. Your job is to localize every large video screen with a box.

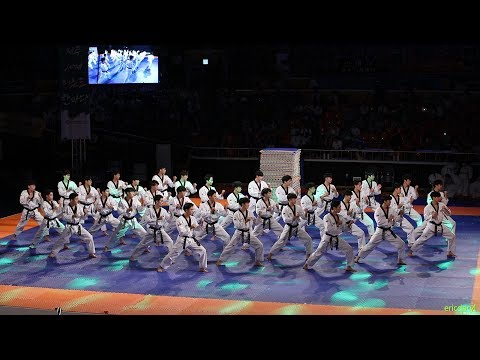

[88,46,159,84]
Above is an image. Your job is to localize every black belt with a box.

[174,214,181,218]
[102,70,108,72]
[205,221,218,236]
[122,215,136,229]
[228,208,237,212]
[238,229,250,244]
[22,206,39,220]
[429,221,443,237]
[322,199,332,212]
[80,201,93,206]
[96,211,112,224]
[307,211,315,226]
[326,233,339,250]
[183,236,200,249]
[149,225,164,244]
[367,195,375,207]
[279,202,288,212]
[62,196,70,200]
[286,223,299,240]
[261,215,272,230]
[379,226,397,239]
[111,195,122,198]
[45,217,60,228]
[67,221,82,235]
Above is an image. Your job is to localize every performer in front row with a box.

[408,191,456,259]
[216,197,264,267]
[196,190,231,248]
[267,193,313,261]
[339,190,366,252]
[300,182,325,238]
[354,195,406,266]
[88,185,120,237]
[12,180,44,240]
[303,200,356,272]
[157,203,208,273]
[252,188,283,240]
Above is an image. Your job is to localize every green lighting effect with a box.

[110,248,123,254]
[62,294,106,311]
[0,258,14,265]
[220,282,249,291]
[0,288,26,304]
[469,268,480,276]
[66,277,98,289]
[15,246,30,252]
[395,266,410,274]
[0,241,9,246]
[277,304,302,315]
[27,255,47,262]
[454,304,480,315]
[127,295,153,311]
[197,279,213,289]
[401,311,424,315]
[248,267,266,274]
[107,259,129,271]
[353,298,386,308]
[224,261,239,268]
[443,222,454,232]
[331,290,358,304]
[350,273,372,281]
[212,252,221,256]
[437,261,454,270]
[219,301,251,314]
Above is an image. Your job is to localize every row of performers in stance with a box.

[10,171,456,273]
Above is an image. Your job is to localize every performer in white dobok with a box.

[315,173,339,216]
[400,174,422,227]
[247,170,270,213]
[88,185,120,237]
[198,174,225,203]
[141,180,162,210]
[350,179,375,238]
[275,175,296,219]
[107,170,128,206]
[389,183,415,246]
[216,197,264,267]
[408,191,456,259]
[412,179,457,240]
[252,188,283,239]
[300,182,325,238]
[152,166,176,201]
[339,190,366,252]
[303,200,356,272]
[57,169,78,210]
[12,180,44,239]
[220,181,246,229]
[157,203,208,273]
[354,195,407,266]
[196,189,231,248]
[29,189,65,247]
[77,176,99,221]
[174,170,197,197]
[130,195,173,261]
[49,193,97,259]
[130,178,146,217]
[166,186,200,233]
[104,188,147,251]
[267,193,313,261]
[361,172,382,211]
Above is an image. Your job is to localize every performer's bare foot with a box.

[63,244,70,250]
[102,231,108,237]
[184,249,192,256]
[88,253,97,258]
[48,253,56,258]
[43,236,51,242]
[11,234,17,240]
[199,268,208,273]
[216,260,224,266]
[345,266,357,272]
[447,251,456,258]
[119,238,127,245]
[266,254,273,261]
[303,263,310,270]
[397,260,407,265]
[129,256,137,262]
[354,256,360,263]
[143,247,151,253]
[157,266,165,272]
[254,261,264,267]
[407,250,413,257]
[103,246,109,252]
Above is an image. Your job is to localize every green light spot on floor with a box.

[249,266,266,274]
[219,301,251,314]
[277,304,302,315]
[15,247,30,252]
[110,248,123,254]
[401,311,424,315]
[108,259,129,271]
[395,266,410,274]
[127,295,154,311]
[354,298,386,309]
[372,279,389,290]
[28,255,47,262]
[212,252,221,256]
[331,290,358,304]
[66,277,98,289]
[220,282,249,291]
[224,261,239,268]
[0,241,9,246]
[62,294,106,311]
[0,258,14,265]
[437,261,454,270]
[350,273,371,281]
[197,279,213,289]
[469,268,480,276]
